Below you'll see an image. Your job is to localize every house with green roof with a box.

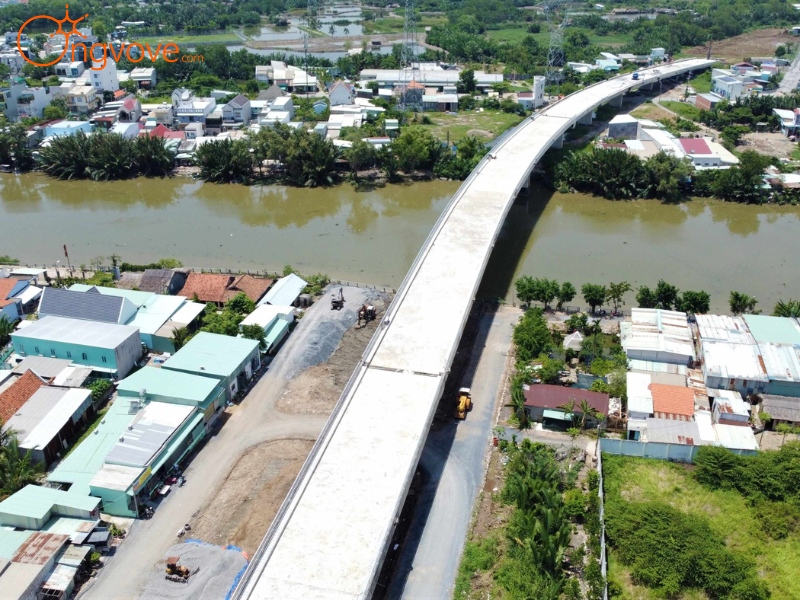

[161,332,260,400]
[0,485,100,530]
[117,366,226,425]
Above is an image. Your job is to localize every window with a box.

[50,349,56,357]
[34,346,39,354]
[82,353,88,360]
[101,356,107,363]
[18,343,24,353]
[66,351,72,358]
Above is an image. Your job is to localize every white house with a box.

[329,80,355,106]
[0,81,52,121]
[271,96,294,118]
[222,94,252,124]
[55,60,85,78]
[172,88,217,125]
[130,67,157,89]
[110,121,139,138]
[711,69,745,101]
[88,59,120,92]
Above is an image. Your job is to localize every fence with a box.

[597,450,608,600]
[599,437,757,462]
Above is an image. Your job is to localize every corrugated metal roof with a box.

[709,389,749,416]
[38,287,129,323]
[69,284,153,308]
[117,366,221,404]
[757,343,800,382]
[12,356,72,379]
[701,340,768,381]
[13,316,139,350]
[627,372,654,415]
[104,401,193,468]
[761,394,800,422]
[241,305,295,329]
[696,314,756,344]
[0,529,33,561]
[169,301,206,326]
[694,411,718,444]
[0,485,99,525]
[628,359,688,375]
[259,274,306,307]
[644,417,699,445]
[42,563,77,591]
[89,463,143,492]
[9,387,91,452]
[714,423,758,450]
[743,315,800,345]
[11,532,69,565]
[162,332,258,379]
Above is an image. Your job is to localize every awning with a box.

[543,409,573,421]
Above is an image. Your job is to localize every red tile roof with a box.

[650,383,694,418]
[678,138,712,155]
[178,273,272,304]
[523,384,609,416]
[0,371,47,422]
[0,278,16,300]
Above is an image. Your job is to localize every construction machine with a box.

[331,288,345,311]
[455,388,472,420]
[356,304,376,328]
[165,557,198,583]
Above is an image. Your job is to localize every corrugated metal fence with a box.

[599,438,757,461]
[597,449,608,600]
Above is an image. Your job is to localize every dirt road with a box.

[82,285,387,600]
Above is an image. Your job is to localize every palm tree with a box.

[134,135,174,177]
[509,384,531,430]
[773,299,800,318]
[578,398,602,430]
[38,131,92,180]
[87,133,137,181]
[0,315,14,347]
[0,437,43,499]
[194,139,254,184]
[558,398,576,426]
[171,327,190,351]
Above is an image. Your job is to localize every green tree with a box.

[201,309,243,336]
[538,278,560,310]
[645,152,692,202]
[194,139,254,184]
[678,290,710,314]
[171,327,190,351]
[729,291,758,315]
[241,324,266,349]
[773,299,800,318]
[134,135,175,177]
[457,68,477,93]
[654,279,680,310]
[225,292,255,315]
[581,283,606,313]
[38,131,92,179]
[86,379,112,403]
[636,285,657,308]
[580,332,604,366]
[392,126,441,174]
[0,316,14,347]
[347,139,376,173]
[513,308,552,363]
[606,281,631,313]
[538,356,566,384]
[515,275,536,306]
[0,437,44,498]
[713,150,771,204]
[156,258,183,269]
[556,281,576,311]
[376,144,399,181]
[43,104,68,120]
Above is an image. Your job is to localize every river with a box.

[1,175,798,312]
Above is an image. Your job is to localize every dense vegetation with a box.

[0,425,43,500]
[456,440,603,599]
[604,448,800,599]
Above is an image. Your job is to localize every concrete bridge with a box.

[234,58,715,600]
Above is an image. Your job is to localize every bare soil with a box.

[188,439,313,557]
[629,103,673,121]
[276,294,391,415]
[740,132,796,159]
[685,28,793,64]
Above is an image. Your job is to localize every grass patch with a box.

[486,26,631,46]
[422,108,524,142]
[604,455,800,600]
[688,71,712,94]
[630,103,673,121]
[135,32,241,45]
[660,100,703,121]
[63,404,110,459]
[363,15,446,34]
[454,535,501,597]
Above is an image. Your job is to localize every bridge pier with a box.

[641,82,654,91]
[608,94,624,107]
[577,111,594,126]
[551,134,564,149]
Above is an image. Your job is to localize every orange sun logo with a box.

[18,5,90,68]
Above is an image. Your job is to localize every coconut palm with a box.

[38,131,92,179]
[194,139,254,184]
[134,135,174,177]
[87,133,137,181]
[171,327,190,351]
[0,437,43,499]
[578,398,602,430]
[0,315,14,346]
[773,299,800,318]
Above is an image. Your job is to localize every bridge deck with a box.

[236,58,714,600]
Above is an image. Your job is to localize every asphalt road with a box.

[80,286,374,600]
[387,306,519,600]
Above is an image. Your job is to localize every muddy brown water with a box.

[1,174,798,313]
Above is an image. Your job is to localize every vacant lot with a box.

[684,28,793,63]
[741,131,796,159]
[424,109,524,142]
[629,103,673,121]
[604,456,800,600]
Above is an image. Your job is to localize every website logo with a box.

[17,5,199,70]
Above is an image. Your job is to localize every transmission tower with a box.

[544,0,568,89]
[399,0,420,111]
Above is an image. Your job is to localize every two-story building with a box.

[129,67,157,89]
[222,94,252,125]
[172,88,216,125]
[0,80,52,121]
[87,59,120,92]
[67,85,100,115]
[55,61,85,79]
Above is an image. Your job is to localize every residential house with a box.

[676,137,739,169]
[136,269,187,295]
[67,85,99,115]
[0,371,47,428]
[55,61,85,79]
[257,84,286,101]
[774,108,800,137]
[184,122,204,139]
[0,80,52,121]
[129,67,156,89]
[522,384,609,426]
[177,272,273,306]
[110,122,138,138]
[0,277,23,321]
[5,386,93,465]
[150,103,174,126]
[695,92,724,111]
[421,93,458,112]
[313,99,328,114]
[38,287,138,324]
[240,305,295,354]
[0,484,100,529]
[271,96,294,118]
[329,80,355,106]
[11,317,142,378]
[11,356,92,388]
[711,69,745,101]
[701,340,769,396]
[222,94,252,124]
[760,394,800,429]
[359,64,502,90]
[595,59,620,71]
[117,96,141,122]
[162,332,261,400]
[172,88,217,125]
[255,65,271,83]
[730,62,756,75]
[257,273,307,307]
[0,51,25,73]
[43,120,93,138]
[620,308,695,366]
[650,383,694,421]
[87,58,119,92]
[710,389,750,426]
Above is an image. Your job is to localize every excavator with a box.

[356,304,376,328]
[331,288,345,311]
[165,557,198,583]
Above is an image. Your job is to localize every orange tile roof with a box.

[178,273,235,304]
[650,383,695,418]
[224,274,273,304]
[0,278,16,300]
[0,371,47,423]
[178,273,273,304]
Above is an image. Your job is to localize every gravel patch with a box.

[139,541,247,600]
